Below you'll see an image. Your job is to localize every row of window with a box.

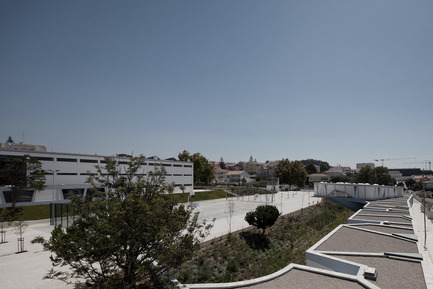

[0,155,193,167]
[45,172,193,177]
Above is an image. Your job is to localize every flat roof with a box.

[351,215,412,224]
[328,255,426,289]
[237,268,367,289]
[315,226,418,253]
[350,224,414,235]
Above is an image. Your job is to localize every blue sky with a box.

[1,0,432,169]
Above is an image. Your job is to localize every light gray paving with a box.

[0,190,320,289]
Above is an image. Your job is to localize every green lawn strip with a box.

[175,199,353,284]
[175,189,228,203]
[20,204,51,221]
[16,189,230,221]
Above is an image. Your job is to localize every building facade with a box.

[0,149,194,207]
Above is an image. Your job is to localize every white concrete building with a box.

[226,170,250,185]
[0,149,194,207]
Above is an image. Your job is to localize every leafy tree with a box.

[275,159,308,188]
[404,178,416,189]
[178,150,214,185]
[219,157,226,170]
[245,205,280,235]
[305,163,317,175]
[33,155,213,288]
[0,155,46,209]
[373,166,394,186]
[274,159,291,184]
[355,166,394,185]
[331,175,352,183]
[320,161,330,172]
[356,165,374,184]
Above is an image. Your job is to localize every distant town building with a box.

[226,171,250,185]
[0,141,47,152]
[308,173,331,183]
[356,163,375,170]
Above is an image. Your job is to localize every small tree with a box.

[13,218,28,253]
[33,155,213,288]
[245,205,280,235]
[219,157,226,170]
[225,198,235,234]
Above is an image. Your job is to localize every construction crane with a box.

[374,157,416,167]
[403,160,432,171]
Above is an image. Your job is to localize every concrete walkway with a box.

[411,198,433,288]
[0,190,319,289]
[194,190,320,241]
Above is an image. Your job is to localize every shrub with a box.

[245,205,280,235]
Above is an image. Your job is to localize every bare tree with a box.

[225,197,235,234]
[13,219,28,253]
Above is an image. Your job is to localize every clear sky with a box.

[1,0,432,169]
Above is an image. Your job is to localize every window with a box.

[57,173,77,176]
[165,174,172,176]
[184,165,192,168]
[100,160,107,164]
[162,164,172,167]
[118,161,128,165]
[3,190,34,203]
[35,156,54,161]
[62,188,85,199]
[86,187,105,198]
[173,174,182,176]
[80,159,98,163]
[184,174,192,176]
[183,184,192,187]
[173,164,182,167]
[57,158,77,162]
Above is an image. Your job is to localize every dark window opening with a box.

[86,187,105,198]
[3,190,34,203]
[57,158,77,162]
[80,159,98,163]
[62,188,85,199]
[35,157,54,161]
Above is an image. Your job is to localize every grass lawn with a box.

[14,189,230,221]
[176,189,228,203]
[19,204,51,221]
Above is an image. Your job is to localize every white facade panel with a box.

[0,150,194,207]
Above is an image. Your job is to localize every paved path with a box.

[0,190,319,289]
[411,198,433,288]
[193,190,320,240]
